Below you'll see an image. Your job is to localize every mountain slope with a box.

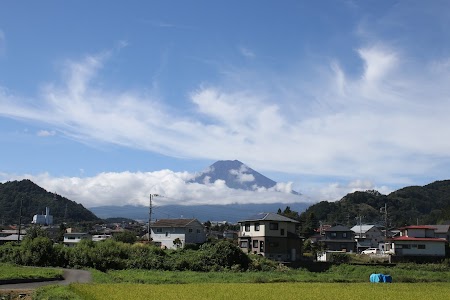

[0,180,99,224]
[300,181,450,227]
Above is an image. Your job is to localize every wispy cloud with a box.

[0,40,450,190]
[0,29,5,56]
[37,130,56,137]
[238,46,255,59]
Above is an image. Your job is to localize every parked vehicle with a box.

[361,248,380,254]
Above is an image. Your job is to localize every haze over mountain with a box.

[90,160,304,221]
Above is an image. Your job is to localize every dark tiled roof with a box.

[238,212,299,223]
[152,219,199,227]
[325,225,353,232]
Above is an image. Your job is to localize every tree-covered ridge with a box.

[298,180,450,229]
[0,179,99,224]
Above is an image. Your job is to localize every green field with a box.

[0,263,63,281]
[68,282,450,300]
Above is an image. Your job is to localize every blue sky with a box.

[1,1,450,208]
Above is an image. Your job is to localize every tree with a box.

[113,231,137,244]
[173,238,182,249]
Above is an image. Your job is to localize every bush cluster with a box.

[0,237,278,272]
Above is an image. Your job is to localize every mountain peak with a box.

[192,160,299,195]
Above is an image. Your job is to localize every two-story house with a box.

[351,224,384,252]
[323,225,356,252]
[151,218,206,249]
[63,232,92,247]
[388,225,447,257]
[237,212,302,262]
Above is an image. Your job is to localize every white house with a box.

[351,224,384,252]
[63,232,92,247]
[388,225,447,257]
[151,219,206,249]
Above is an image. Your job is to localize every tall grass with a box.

[0,263,63,281]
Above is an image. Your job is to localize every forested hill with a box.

[0,180,99,225]
[299,180,450,228]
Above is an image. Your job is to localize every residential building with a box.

[151,218,206,249]
[388,225,447,257]
[323,225,356,252]
[0,229,26,245]
[350,224,384,252]
[63,232,92,247]
[237,212,302,262]
[426,225,450,242]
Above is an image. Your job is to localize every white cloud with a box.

[37,130,56,137]
[0,41,450,188]
[229,165,255,183]
[2,171,307,208]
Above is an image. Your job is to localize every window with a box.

[331,232,337,237]
[240,241,248,248]
[197,229,201,233]
[342,233,347,238]
[189,229,193,233]
[255,223,260,231]
[253,240,259,248]
[156,228,162,233]
[269,223,278,230]
[245,223,250,232]
[280,229,285,236]
[418,244,426,249]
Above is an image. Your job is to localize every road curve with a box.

[0,268,92,290]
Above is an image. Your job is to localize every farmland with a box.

[61,282,450,300]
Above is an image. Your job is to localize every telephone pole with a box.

[148,194,159,241]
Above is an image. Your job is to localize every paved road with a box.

[0,269,92,290]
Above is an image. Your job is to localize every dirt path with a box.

[0,268,92,290]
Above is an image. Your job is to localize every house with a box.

[426,225,450,242]
[323,225,356,252]
[0,229,26,245]
[63,232,92,247]
[237,212,302,262]
[388,225,447,257]
[350,224,384,252]
[151,218,206,249]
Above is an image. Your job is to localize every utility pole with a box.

[17,197,23,242]
[380,203,388,253]
[148,194,159,242]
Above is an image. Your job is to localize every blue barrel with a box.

[370,273,392,283]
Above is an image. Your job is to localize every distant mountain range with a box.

[90,202,309,223]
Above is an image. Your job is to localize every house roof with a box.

[350,225,377,233]
[425,225,450,233]
[152,218,200,227]
[389,236,447,242]
[398,225,436,230]
[238,212,299,223]
[325,225,353,232]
